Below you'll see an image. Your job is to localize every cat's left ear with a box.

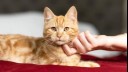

[44,7,55,20]
[65,6,77,20]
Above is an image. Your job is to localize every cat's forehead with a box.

[54,16,74,26]
[55,16,65,25]
[45,15,76,28]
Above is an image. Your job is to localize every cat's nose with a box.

[57,33,62,38]
[57,35,61,38]
[57,32,62,38]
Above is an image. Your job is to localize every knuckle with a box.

[67,52,72,56]
[81,49,86,53]
[86,45,93,51]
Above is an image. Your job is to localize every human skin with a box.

[62,31,127,56]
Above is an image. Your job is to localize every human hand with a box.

[62,31,110,55]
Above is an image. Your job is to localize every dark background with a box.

[0,0,127,35]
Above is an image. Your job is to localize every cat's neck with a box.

[36,38,64,53]
[45,40,63,51]
[40,40,65,58]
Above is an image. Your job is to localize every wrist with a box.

[93,35,112,50]
[107,36,116,48]
[100,35,115,50]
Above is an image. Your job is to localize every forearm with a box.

[111,33,127,51]
[106,33,127,51]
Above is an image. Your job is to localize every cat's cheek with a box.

[51,35,57,42]
[50,37,55,42]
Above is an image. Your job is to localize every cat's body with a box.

[0,34,80,65]
[0,6,100,67]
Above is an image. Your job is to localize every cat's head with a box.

[43,6,79,45]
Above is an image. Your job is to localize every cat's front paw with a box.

[78,61,100,67]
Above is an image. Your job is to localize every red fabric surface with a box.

[0,55,127,72]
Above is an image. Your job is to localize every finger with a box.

[73,38,86,54]
[78,32,92,51]
[84,31,97,47]
[62,44,77,56]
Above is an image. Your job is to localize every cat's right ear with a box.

[44,7,55,20]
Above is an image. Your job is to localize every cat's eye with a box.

[64,27,69,31]
[51,27,57,31]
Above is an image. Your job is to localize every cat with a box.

[0,6,100,67]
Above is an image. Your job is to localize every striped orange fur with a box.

[0,6,100,67]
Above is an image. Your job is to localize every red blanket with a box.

[0,55,127,72]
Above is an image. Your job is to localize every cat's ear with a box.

[44,7,55,20]
[65,6,77,20]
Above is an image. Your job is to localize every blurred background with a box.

[0,0,127,58]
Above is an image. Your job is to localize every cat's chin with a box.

[55,41,66,45]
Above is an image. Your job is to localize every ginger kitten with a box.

[0,6,100,67]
